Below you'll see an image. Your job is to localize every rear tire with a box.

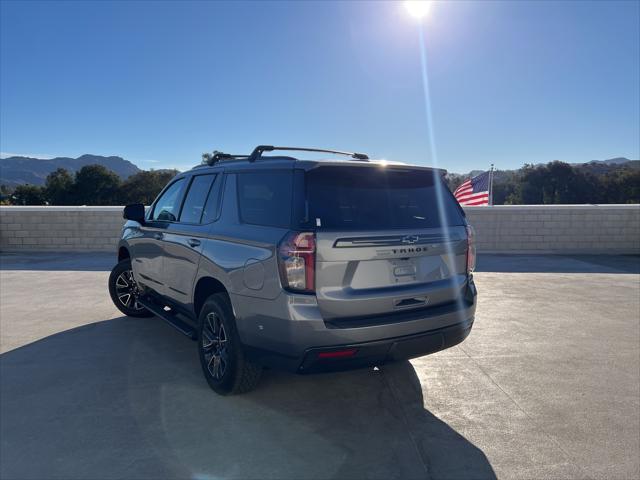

[197,293,262,395]
[108,259,153,318]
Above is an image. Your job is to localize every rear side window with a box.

[201,174,223,224]
[237,171,292,227]
[299,167,464,230]
[179,174,217,224]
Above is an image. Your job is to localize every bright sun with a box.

[404,0,432,20]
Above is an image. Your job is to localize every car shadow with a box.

[1,316,496,480]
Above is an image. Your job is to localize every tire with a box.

[108,259,153,318]
[197,293,262,395]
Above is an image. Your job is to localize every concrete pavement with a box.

[1,253,638,479]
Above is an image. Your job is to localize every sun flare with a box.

[404,1,432,20]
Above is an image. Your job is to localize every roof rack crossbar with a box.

[201,151,249,166]
[248,145,369,162]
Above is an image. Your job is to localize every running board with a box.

[138,297,197,340]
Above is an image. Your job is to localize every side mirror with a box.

[123,203,145,223]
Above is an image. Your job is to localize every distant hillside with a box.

[583,157,634,166]
[576,158,639,175]
[458,158,638,179]
[0,154,141,187]
[445,157,639,205]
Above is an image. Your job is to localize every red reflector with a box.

[317,348,358,359]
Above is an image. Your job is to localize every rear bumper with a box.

[245,317,473,373]
[238,278,477,373]
[298,317,473,373]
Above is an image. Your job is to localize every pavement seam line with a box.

[379,367,432,480]
[458,345,596,480]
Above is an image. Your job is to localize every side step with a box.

[138,296,197,340]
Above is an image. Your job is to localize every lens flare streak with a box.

[416,24,469,321]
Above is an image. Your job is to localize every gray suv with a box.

[108,146,477,395]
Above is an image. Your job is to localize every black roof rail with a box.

[201,151,249,166]
[247,145,369,163]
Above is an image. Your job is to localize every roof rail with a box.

[247,145,369,163]
[201,151,249,166]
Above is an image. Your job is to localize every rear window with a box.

[237,171,292,227]
[297,167,464,230]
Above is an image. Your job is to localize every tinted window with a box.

[151,178,186,222]
[180,174,216,223]
[201,174,223,224]
[237,171,292,227]
[300,167,464,230]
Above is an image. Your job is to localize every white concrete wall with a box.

[0,207,124,252]
[464,205,640,254]
[1,205,639,254]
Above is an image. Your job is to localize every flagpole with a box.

[489,163,495,206]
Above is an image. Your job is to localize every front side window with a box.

[237,171,292,227]
[179,174,217,224]
[151,178,186,222]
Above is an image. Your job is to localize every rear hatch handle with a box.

[394,296,428,309]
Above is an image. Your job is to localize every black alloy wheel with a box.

[197,293,262,395]
[201,311,229,380]
[108,259,153,317]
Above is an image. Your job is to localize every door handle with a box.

[188,238,201,248]
[154,232,164,240]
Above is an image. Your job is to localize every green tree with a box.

[44,168,74,205]
[446,160,639,206]
[74,165,121,205]
[619,170,640,203]
[507,164,542,204]
[11,185,46,205]
[0,184,12,205]
[601,169,640,203]
[492,181,517,205]
[444,173,465,193]
[542,161,603,204]
[118,169,179,205]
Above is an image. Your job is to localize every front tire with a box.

[198,293,262,395]
[108,259,153,317]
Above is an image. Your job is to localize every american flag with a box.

[454,171,490,206]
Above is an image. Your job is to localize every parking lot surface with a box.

[1,253,639,480]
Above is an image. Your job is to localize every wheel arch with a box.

[193,276,229,319]
[118,246,130,262]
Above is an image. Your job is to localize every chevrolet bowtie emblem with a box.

[401,235,420,244]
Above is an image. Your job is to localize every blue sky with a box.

[1,0,638,172]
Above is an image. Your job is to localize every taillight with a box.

[317,349,358,359]
[466,225,476,274]
[278,232,316,293]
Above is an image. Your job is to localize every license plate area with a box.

[390,259,417,284]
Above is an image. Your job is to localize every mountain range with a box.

[0,154,140,187]
[581,157,634,166]
[1,154,637,188]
